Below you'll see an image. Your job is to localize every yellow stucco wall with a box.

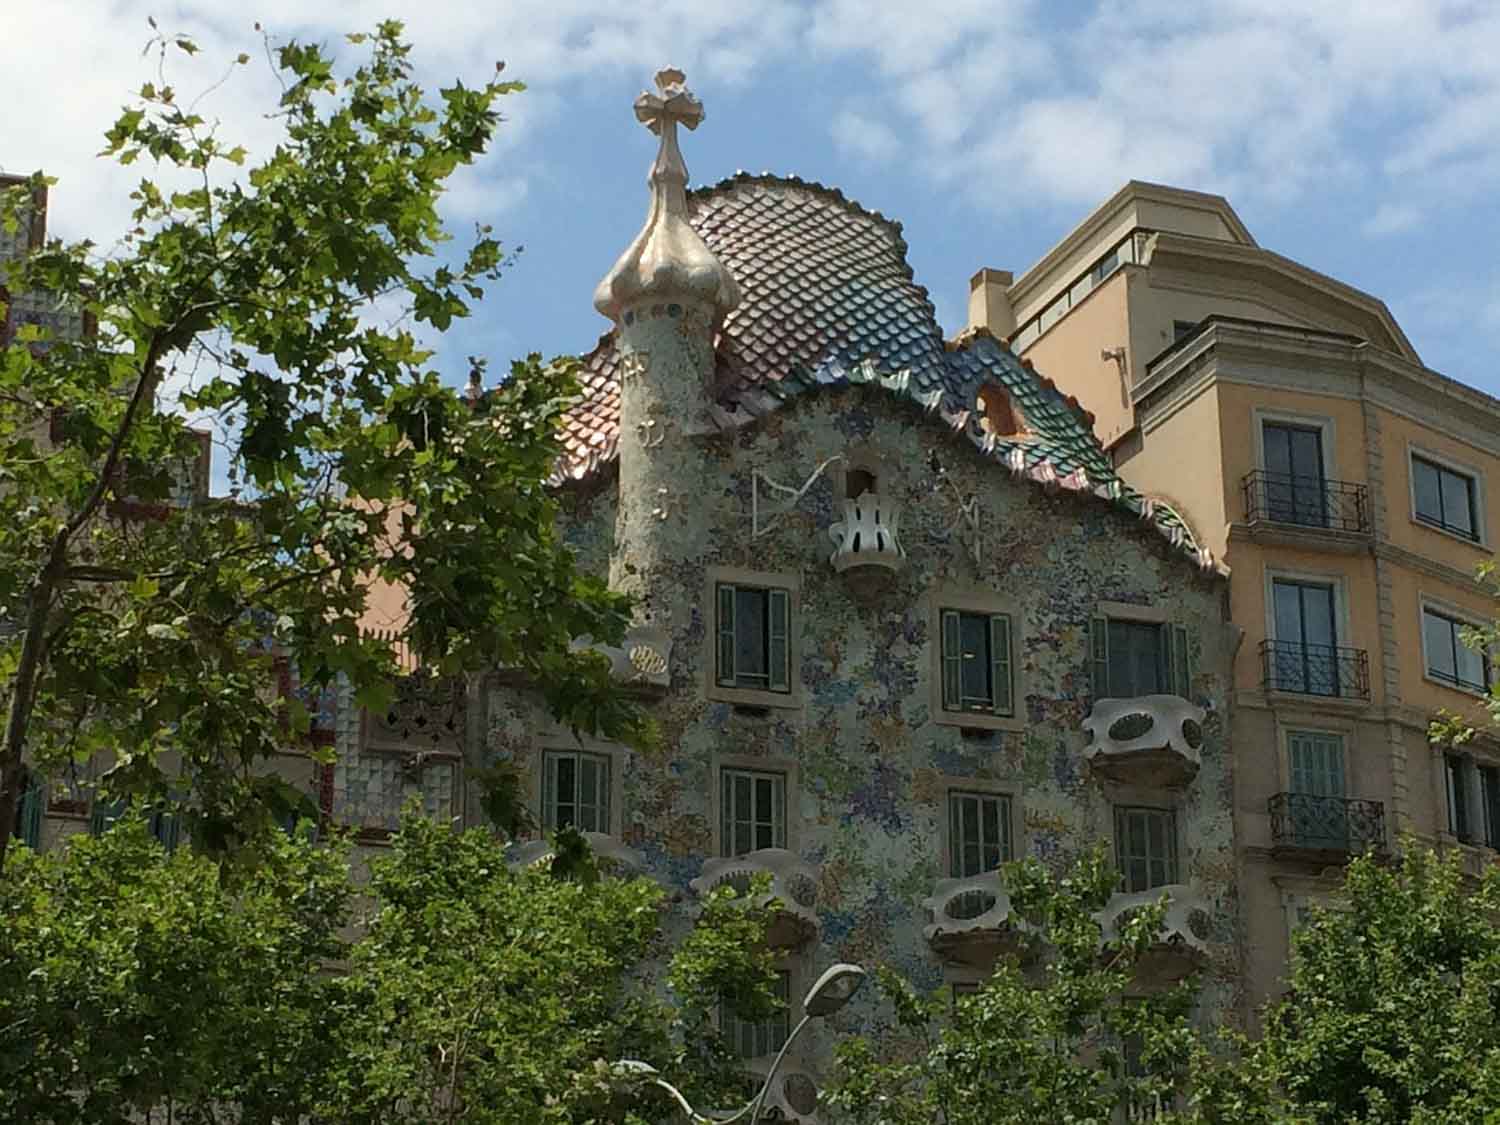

[1120,382,1231,556]
[1127,282,1316,375]
[1021,274,1136,448]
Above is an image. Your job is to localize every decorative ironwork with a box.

[1260,639,1370,700]
[1268,792,1386,854]
[1242,469,1370,533]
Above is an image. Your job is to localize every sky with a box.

[5,0,1500,402]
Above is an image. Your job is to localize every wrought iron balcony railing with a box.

[1242,470,1370,534]
[1268,792,1386,854]
[1260,639,1370,700]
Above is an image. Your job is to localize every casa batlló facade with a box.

[342,70,1240,1107]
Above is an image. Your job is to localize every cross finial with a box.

[593,67,739,323]
[634,68,701,195]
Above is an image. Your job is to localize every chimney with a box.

[967,267,1015,338]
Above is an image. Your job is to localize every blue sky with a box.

[6,1,1499,404]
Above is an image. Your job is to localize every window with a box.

[91,799,181,852]
[542,750,612,833]
[720,768,786,857]
[1172,319,1200,343]
[1482,765,1500,850]
[721,970,791,1059]
[947,790,1013,877]
[1447,755,1473,841]
[950,980,981,1011]
[1262,422,1327,527]
[1286,731,1348,847]
[1413,455,1479,541]
[1114,806,1178,892]
[1090,249,1120,286]
[941,610,1013,716]
[716,582,791,694]
[1423,606,1490,693]
[1269,579,1341,695]
[1090,618,1190,699]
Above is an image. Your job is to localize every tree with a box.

[0,810,783,1124]
[1188,843,1500,1125]
[825,847,1199,1125]
[0,20,645,869]
[0,812,350,1122]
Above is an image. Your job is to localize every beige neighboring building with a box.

[969,180,1500,1019]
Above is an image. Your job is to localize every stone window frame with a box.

[1251,407,1338,485]
[1112,803,1181,892]
[928,587,1026,733]
[1418,594,1494,699]
[711,752,801,857]
[1090,599,1191,701]
[940,777,1020,879]
[1271,713,1357,797]
[718,962,800,1061]
[704,565,803,711]
[1407,440,1488,549]
[533,728,627,840]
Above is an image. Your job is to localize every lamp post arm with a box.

[746,1012,813,1125]
[647,1076,715,1124]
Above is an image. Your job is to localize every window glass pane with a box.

[1425,609,1457,682]
[734,587,768,685]
[1414,458,1442,523]
[957,612,992,708]
[1441,468,1475,536]
[555,755,576,828]
[1456,627,1487,690]
[1117,807,1175,892]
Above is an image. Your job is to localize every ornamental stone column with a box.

[594,69,739,628]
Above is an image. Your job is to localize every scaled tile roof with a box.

[553,172,1222,574]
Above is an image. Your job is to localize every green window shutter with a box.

[583,753,610,834]
[153,810,180,854]
[721,770,734,857]
[16,774,42,849]
[768,588,790,693]
[1169,624,1192,698]
[91,797,124,837]
[1090,617,1112,700]
[942,610,962,711]
[989,614,1013,716]
[717,584,737,686]
[542,752,559,830]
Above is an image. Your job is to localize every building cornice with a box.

[1144,234,1418,362]
[1008,181,1255,311]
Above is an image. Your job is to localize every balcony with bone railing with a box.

[506,831,645,876]
[568,626,673,693]
[1094,883,1215,983]
[690,849,821,949]
[1083,695,1206,788]
[922,873,1029,967]
[827,492,905,577]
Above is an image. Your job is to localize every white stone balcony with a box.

[744,1054,821,1122]
[506,831,644,875]
[1082,695,1205,788]
[827,494,905,575]
[922,872,1027,967]
[1094,884,1214,982]
[569,625,672,692]
[690,848,820,949]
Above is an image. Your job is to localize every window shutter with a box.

[542,753,558,830]
[720,770,734,857]
[591,755,611,834]
[91,798,123,838]
[17,775,42,849]
[768,588,790,693]
[942,610,962,710]
[717,584,737,686]
[154,810,180,853]
[989,614,1013,716]
[1169,624,1192,698]
[1090,617,1112,700]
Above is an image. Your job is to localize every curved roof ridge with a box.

[690,170,908,253]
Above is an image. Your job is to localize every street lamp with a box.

[613,962,868,1123]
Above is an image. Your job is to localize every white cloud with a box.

[830,109,900,163]
[1363,203,1423,237]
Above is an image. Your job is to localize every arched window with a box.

[977,384,1023,438]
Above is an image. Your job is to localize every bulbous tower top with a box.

[593,68,741,323]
